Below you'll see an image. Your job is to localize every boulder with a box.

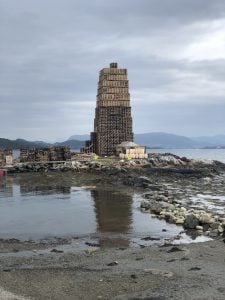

[198,213,214,225]
[175,218,184,225]
[218,225,224,233]
[184,214,199,229]
[210,222,220,230]
[140,200,151,209]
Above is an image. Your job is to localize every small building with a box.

[116,141,147,159]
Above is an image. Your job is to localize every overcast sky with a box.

[1,0,225,141]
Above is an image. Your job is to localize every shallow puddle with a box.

[0,174,206,248]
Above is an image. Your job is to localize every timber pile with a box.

[0,149,13,166]
[19,147,71,162]
[0,150,4,166]
[71,152,92,161]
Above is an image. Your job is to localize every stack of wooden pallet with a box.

[0,150,4,166]
[35,148,50,162]
[83,63,133,156]
[20,147,72,162]
[0,149,13,166]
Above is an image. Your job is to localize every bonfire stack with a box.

[84,62,133,156]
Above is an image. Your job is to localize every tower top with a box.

[110,62,118,68]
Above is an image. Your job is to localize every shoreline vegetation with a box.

[1,153,225,299]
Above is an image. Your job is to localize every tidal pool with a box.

[0,173,199,248]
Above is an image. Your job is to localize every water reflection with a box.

[20,185,71,196]
[0,174,184,246]
[0,175,134,245]
[91,190,132,247]
[0,177,13,197]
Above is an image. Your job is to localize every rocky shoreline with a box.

[7,152,223,173]
[140,174,225,238]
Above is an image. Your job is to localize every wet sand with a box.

[0,239,225,299]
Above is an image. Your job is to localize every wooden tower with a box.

[88,62,133,156]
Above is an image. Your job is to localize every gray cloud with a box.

[0,0,225,141]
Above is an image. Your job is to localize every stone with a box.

[155,195,168,202]
[107,261,118,266]
[184,214,199,229]
[175,218,184,225]
[210,222,220,230]
[196,225,203,231]
[85,247,99,255]
[140,200,151,209]
[141,236,160,241]
[180,207,187,212]
[218,225,224,233]
[144,268,173,278]
[167,246,184,253]
[143,191,154,198]
[85,241,100,247]
[188,267,201,271]
[50,248,64,253]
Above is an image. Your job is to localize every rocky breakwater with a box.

[7,152,224,174]
[7,161,113,173]
[6,158,150,174]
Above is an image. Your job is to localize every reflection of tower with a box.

[91,189,133,248]
[0,177,13,197]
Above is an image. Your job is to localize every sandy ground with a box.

[0,239,225,300]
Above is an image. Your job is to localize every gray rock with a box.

[184,214,199,229]
[140,200,151,209]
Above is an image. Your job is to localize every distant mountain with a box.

[191,135,225,147]
[0,138,50,149]
[2,133,225,150]
[68,132,225,148]
[134,132,198,148]
[68,134,89,141]
[0,138,84,150]
[68,132,200,148]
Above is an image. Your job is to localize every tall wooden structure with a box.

[84,63,133,156]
